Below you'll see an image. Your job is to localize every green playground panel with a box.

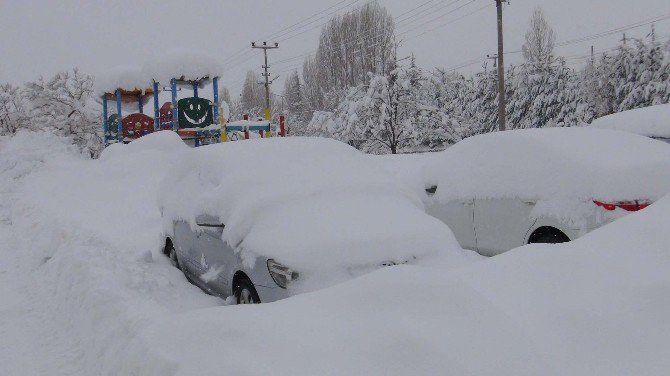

[177,97,214,128]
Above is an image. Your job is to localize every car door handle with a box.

[196,223,225,229]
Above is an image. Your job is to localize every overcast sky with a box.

[1,0,668,97]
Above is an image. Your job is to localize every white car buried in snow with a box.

[591,103,670,143]
[159,137,465,304]
[421,127,670,256]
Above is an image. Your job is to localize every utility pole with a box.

[252,41,279,120]
[485,54,498,74]
[495,0,507,131]
[621,33,627,45]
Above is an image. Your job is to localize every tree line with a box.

[274,6,670,154]
[1,5,668,156]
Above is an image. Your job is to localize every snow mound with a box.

[143,51,224,85]
[159,137,462,272]
[424,127,670,202]
[126,194,670,375]
[94,65,151,96]
[100,130,187,160]
[592,103,670,139]
[0,132,220,375]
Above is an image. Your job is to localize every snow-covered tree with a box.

[239,70,265,117]
[301,2,396,115]
[522,8,556,72]
[282,70,308,135]
[0,83,30,135]
[24,69,101,156]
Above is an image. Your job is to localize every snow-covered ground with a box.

[1,131,670,375]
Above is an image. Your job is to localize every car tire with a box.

[165,241,181,270]
[234,277,261,304]
[532,232,570,244]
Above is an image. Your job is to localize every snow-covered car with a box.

[159,137,463,304]
[591,103,670,143]
[421,127,670,256]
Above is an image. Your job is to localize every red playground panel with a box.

[122,113,154,140]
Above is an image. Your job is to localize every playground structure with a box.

[99,56,285,147]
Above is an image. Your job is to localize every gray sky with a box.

[1,0,669,97]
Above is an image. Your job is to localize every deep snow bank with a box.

[125,193,670,376]
[0,132,470,375]
[1,131,220,375]
[4,131,669,376]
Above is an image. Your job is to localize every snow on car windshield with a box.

[423,127,670,203]
[158,136,463,272]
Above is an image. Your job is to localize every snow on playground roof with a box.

[591,103,670,138]
[94,66,152,96]
[423,127,670,203]
[142,51,224,85]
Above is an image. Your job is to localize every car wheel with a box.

[165,241,181,270]
[234,278,261,304]
[533,232,570,244]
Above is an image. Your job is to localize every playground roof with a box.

[95,66,153,98]
[142,51,223,86]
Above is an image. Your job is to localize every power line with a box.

[504,10,670,56]
[222,0,361,66]
[405,2,493,41]
[268,0,485,72]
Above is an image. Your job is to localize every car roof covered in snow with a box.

[423,127,670,203]
[591,104,670,139]
[158,136,461,272]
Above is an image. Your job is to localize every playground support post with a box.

[192,82,198,98]
[152,81,159,131]
[212,77,219,125]
[115,90,123,143]
[102,96,108,145]
[279,114,286,137]
[170,79,178,131]
[138,95,143,114]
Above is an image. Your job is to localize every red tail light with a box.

[594,200,650,212]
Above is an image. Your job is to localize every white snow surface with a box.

[158,136,462,273]
[94,65,151,96]
[3,131,670,375]
[142,50,224,85]
[128,193,670,376]
[423,127,670,203]
[592,103,670,138]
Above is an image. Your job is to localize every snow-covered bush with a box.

[1,69,103,157]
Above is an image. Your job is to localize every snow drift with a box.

[3,131,670,376]
[125,193,670,376]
